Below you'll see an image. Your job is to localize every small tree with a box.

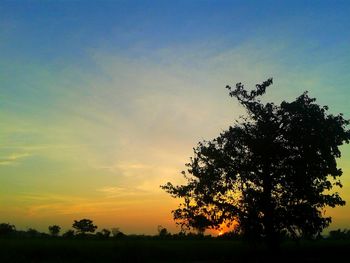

[157,225,170,237]
[111,227,125,238]
[48,225,61,237]
[162,79,350,248]
[72,219,97,235]
[0,223,16,236]
[101,228,111,237]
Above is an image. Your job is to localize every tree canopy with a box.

[72,219,97,234]
[162,79,350,246]
[48,225,61,237]
[0,223,16,237]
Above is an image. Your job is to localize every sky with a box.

[0,0,350,235]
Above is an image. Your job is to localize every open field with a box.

[0,238,350,263]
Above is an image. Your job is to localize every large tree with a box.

[162,79,350,246]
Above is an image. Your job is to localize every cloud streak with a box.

[0,152,32,166]
[0,2,349,233]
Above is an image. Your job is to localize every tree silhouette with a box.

[62,229,75,238]
[111,227,125,238]
[96,228,111,238]
[48,225,61,237]
[0,223,16,236]
[26,228,40,237]
[162,79,350,248]
[328,229,350,240]
[72,219,97,235]
[157,225,170,237]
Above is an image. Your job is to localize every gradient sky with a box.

[0,0,350,235]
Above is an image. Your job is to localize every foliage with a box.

[62,230,75,238]
[48,225,61,237]
[328,229,350,240]
[111,227,125,238]
[162,79,350,246]
[26,228,40,237]
[96,229,111,238]
[157,225,170,237]
[0,223,16,236]
[72,219,97,234]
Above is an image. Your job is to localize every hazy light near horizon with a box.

[0,1,349,234]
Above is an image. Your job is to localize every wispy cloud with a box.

[1,25,349,233]
[0,152,32,166]
[14,192,117,216]
[97,186,147,198]
[95,162,156,179]
[13,191,161,219]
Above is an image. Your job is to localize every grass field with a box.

[0,238,349,263]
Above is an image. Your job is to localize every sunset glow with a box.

[0,1,349,235]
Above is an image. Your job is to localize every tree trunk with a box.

[262,169,279,251]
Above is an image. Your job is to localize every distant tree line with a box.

[0,219,125,239]
[328,229,350,240]
[1,220,349,241]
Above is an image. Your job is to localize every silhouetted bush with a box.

[62,230,75,238]
[157,225,171,238]
[0,223,16,237]
[112,227,125,239]
[96,229,111,238]
[48,225,61,237]
[26,228,40,238]
[328,229,350,240]
[217,230,243,240]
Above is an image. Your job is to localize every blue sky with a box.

[0,0,350,234]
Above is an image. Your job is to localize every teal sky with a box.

[0,0,350,234]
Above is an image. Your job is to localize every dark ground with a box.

[0,238,349,262]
